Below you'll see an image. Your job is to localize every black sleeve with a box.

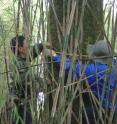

[32,43,43,59]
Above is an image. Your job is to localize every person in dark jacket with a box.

[48,40,117,124]
[10,35,45,124]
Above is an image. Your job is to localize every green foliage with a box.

[0,0,117,124]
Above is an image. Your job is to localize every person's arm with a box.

[31,43,43,59]
[52,54,72,71]
[46,49,81,78]
[31,43,55,59]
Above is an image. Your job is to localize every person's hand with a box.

[44,48,57,57]
[42,42,57,57]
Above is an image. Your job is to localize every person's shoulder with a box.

[85,63,108,73]
[52,54,61,61]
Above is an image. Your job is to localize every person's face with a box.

[18,39,29,57]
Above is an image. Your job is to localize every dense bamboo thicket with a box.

[0,0,117,124]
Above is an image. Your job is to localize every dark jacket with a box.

[10,43,44,100]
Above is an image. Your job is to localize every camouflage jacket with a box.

[9,43,44,99]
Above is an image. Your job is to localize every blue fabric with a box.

[53,55,117,109]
